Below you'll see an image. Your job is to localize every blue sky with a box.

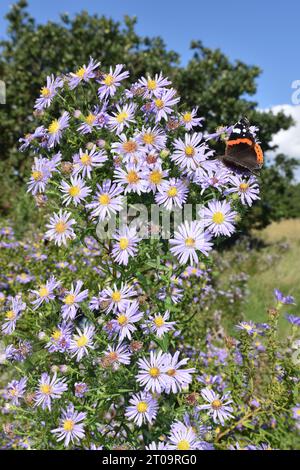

[0,0,299,109]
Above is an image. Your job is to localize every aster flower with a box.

[274,289,295,305]
[168,421,202,450]
[151,88,180,122]
[16,272,34,284]
[77,105,109,134]
[113,163,147,195]
[109,102,136,134]
[31,275,61,309]
[236,321,257,335]
[45,209,76,246]
[46,323,73,353]
[102,343,132,369]
[34,372,68,411]
[99,283,137,314]
[68,57,100,89]
[198,388,233,425]
[61,281,89,320]
[111,134,144,164]
[2,296,26,335]
[226,175,260,206]
[125,392,158,427]
[170,221,213,265]
[138,72,171,98]
[201,200,237,237]
[196,165,230,194]
[136,350,169,393]
[47,111,70,147]
[180,108,204,130]
[27,156,54,195]
[143,165,169,193]
[34,74,64,110]
[60,176,91,206]
[111,226,140,266]
[19,125,46,152]
[137,126,167,151]
[171,133,207,172]
[162,351,195,393]
[72,146,107,179]
[86,179,123,221]
[98,64,129,99]
[51,403,86,447]
[292,405,300,420]
[69,325,95,361]
[286,314,300,326]
[155,178,189,210]
[146,311,176,338]
[5,378,27,406]
[145,442,170,450]
[113,300,143,341]
[74,382,89,398]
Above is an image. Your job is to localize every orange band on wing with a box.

[254,143,264,164]
[227,138,253,146]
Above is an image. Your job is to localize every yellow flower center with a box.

[211,399,222,410]
[137,401,148,413]
[108,351,118,361]
[116,111,129,123]
[167,186,178,197]
[41,87,51,97]
[52,329,62,341]
[32,170,43,181]
[212,211,225,224]
[239,183,249,192]
[85,113,96,125]
[119,238,129,250]
[117,314,128,326]
[177,440,190,450]
[111,291,121,302]
[64,294,76,305]
[122,141,137,153]
[104,74,114,86]
[154,98,164,109]
[48,120,60,134]
[68,186,80,197]
[147,79,157,90]
[143,133,155,145]
[167,368,176,376]
[80,153,91,165]
[185,237,195,247]
[39,286,49,297]
[154,316,165,327]
[6,310,16,320]
[297,410,300,416]
[40,384,52,395]
[63,419,75,432]
[55,222,67,234]
[126,170,139,184]
[75,67,86,78]
[183,112,192,123]
[149,170,162,185]
[149,367,160,377]
[185,145,195,157]
[76,335,88,347]
[98,193,110,205]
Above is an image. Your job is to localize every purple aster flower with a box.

[236,320,257,335]
[34,74,64,110]
[286,314,300,326]
[274,289,295,305]
[196,165,231,194]
[16,272,34,284]
[45,209,76,246]
[46,323,73,353]
[86,179,123,221]
[51,403,86,447]
[77,105,109,134]
[138,72,171,98]
[113,300,143,341]
[180,108,204,130]
[198,388,233,425]
[226,175,260,206]
[68,57,100,89]
[27,156,57,195]
[143,164,169,193]
[125,392,158,427]
[61,281,89,320]
[201,199,237,237]
[171,133,207,172]
[31,275,61,309]
[137,126,167,151]
[146,441,170,450]
[69,325,95,361]
[99,283,137,314]
[111,133,145,164]
[97,64,129,99]
[72,145,107,179]
[2,296,26,335]
[292,405,300,420]
[151,88,180,122]
[60,176,91,206]
[34,372,68,411]
[162,351,195,393]
[47,111,70,148]
[136,350,169,393]
[114,163,147,195]
[170,221,213,265]
[168,421,202,450]
[5,378,27,406]
[155,177,189,210]
[19,125,46,152]
[74,382,89,398]
[108,102,136,134]
[111,226,140,266]
[103,342,132,369]
[145,310,176,338]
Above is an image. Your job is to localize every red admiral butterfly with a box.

[218,117,264,174]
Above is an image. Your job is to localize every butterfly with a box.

[218,117,264,174]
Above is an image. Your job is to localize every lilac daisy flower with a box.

[286,314,300,326]
[168,421,202,450]
[45,209,76,246]
[136,350,169,393]
[109,102,136,134]
[68,57,100,89]
[113,300,143,341]
[111,226,140,266]
[171,133,206,172]
[198,388,234,425]
[152,88,180,122]
[226,175,260,206]
[125,392,158,427]
[74,382,89,398]
[5,378,27,406]
[51,403,86,447]
[99,283,137,314]
[60,176,91,206]
[19,125,46,152]
[180,108,204,130]
[170,221,213,265]
[201,200,237,237]
[77,105,109,134]
[155,178,189,210]
[111,134,144,164]
[103,343,132,369]
[292,405,300,420]
[47,111,70,147]
[72,146,107,179]
[34,74,64,110]
[61,281,89,320]
[147,311,176,338]
[31,275,61,309]
[162,351,195,393]
[46,323,73,353]
[138,72,171,98]
[114,163,147,195]
[137,126,167,151]
[274,289,295,305]
[27,156,53,195]
[236,321,257,335]
[143,165,169,193]
[145,442,170,450]
[69,325,95,361]
[86,179,123,221]
[196,165,231,194]
[34,372,68,411]
[2,296,26,335]
[97,64,129,99]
